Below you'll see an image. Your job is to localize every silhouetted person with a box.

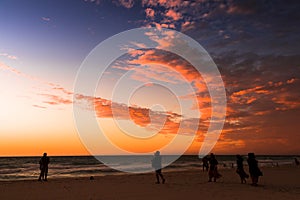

[295,158,300,166]
[38,153,50,181]
[208,153,221,182]
[202,156,209,172]
[151,151,165,184]
[236,154,249,184]
[247,153,262,186]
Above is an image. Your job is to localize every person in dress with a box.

[236,154,249,184]
[247,153,263,186]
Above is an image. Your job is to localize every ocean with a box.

[0,155,298,181]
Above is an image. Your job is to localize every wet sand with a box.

[0,166,299,200]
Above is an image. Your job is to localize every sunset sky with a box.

[0,0,299,156]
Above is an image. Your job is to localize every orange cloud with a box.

[127,49,201,83]
[287,78,296,84]
[231,84,273,105]
[108,48,217,147]
[142,0,186,8]
[142,0,191,29]
[79,94,183,130]
[114,0,134,8]
[52,86,73,95]
[273,94,300,111]
[165,9,182,21]
[41,94,72,105]
[230,78,300,111]
[74,93,211,152]
[181,21,195,32]
[113,48,215,130]
[145,8,155,19]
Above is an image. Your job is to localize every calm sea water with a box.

[0,155,298,181]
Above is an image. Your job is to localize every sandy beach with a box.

[0,166,299,200]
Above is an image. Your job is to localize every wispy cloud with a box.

[83,0,101,5]
[0,53,18,60]
[40,93,72,105]
[0,62,38,81]
[227,0,258,15]
[74,93,191,135]
[0,62,72,109]
[41,17,51,22]
[32,104,47,109]
[1,61,189,139]
[1,62,203,139]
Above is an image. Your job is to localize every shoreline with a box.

[0,164,298,182]
[0,166,299,200]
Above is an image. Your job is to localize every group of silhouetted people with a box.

[151,151,263,186]
[201,152,263,186]
[37,151,262,186]
[37,151,271,187]
[152,152,263,185]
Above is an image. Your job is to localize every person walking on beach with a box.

[38,152,50,181]
[202,156,209,172]
[236,154,249,184]
[247,153,263,186]
[151,151,165,184]
[208,153,221,182]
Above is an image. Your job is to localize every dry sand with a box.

[0,166,299,200]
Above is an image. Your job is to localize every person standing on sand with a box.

[202,156,209,172]
[236,155,249,184]
[247,153,263,186]
[208,153,221,182]
[151,151,165,184]
[38,152,50,181]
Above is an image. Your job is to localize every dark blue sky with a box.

[0,1,143,75]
